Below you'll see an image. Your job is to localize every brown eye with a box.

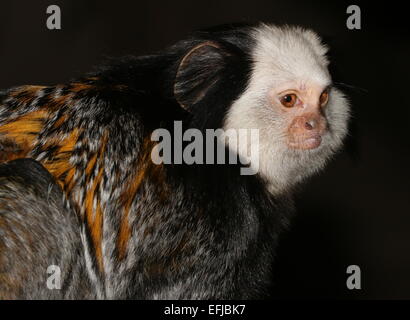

[319,90,329,106]
[280,94,297,108]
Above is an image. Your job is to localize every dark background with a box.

[0,0,409,299]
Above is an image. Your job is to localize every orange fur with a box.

[0,110,48,148]
[117,139,166,260]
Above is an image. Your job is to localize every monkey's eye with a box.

[319,90,329,106]
[280,94,297,108]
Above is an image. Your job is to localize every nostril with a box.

[304,120,315,130]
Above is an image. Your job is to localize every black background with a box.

[0,0,409,299]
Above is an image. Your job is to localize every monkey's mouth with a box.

[288,135,322,150]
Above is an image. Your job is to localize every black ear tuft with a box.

[174,41,232,110]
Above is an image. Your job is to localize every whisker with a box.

[334,82,368,94]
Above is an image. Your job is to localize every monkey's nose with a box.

[290,113,326,135]
[304,119,316,130]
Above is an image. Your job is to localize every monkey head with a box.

[175,24,350,194]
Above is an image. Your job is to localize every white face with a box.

[224,25,350,194]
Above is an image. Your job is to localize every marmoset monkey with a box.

[0,23,349,299]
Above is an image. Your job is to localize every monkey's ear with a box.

[174,41,231,110]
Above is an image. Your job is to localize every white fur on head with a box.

[224,24,350,195]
